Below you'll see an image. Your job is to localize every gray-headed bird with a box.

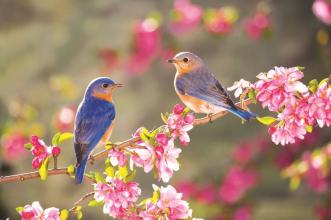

[168,51,256,120]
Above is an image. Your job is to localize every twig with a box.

[0,99,252,184]
[69,192,95,213]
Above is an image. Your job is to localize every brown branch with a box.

[0,99,252,184]
[69,192,95,213]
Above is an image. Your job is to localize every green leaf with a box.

[139,130,149,142]
[290,176,301,191]
[138,198,151,207]
[257,116,277,126]
[77,210,83,220]
[125,169,137,182]
[152,189,160,204]
[296,66,305,70]
[248,89,257,104]
[183,107,190,116]
[16,206,24,213]
[24,143,33,150]
[308,79,318,93]
[67,164,75,176]
[117,165,128,179]
[88,200,103,207]
[52,132,61,146]
[39,157,49,181]
[93,172,105,183]
[319,77,329,88]
[58,132,74,144]
[60,209,69,220]
[306,125,313,133]
[161,113,168,124]
[76,206,83,220]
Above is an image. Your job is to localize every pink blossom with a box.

[315,205,331,220]
[312,0,331,25]
[219,167,258,204]
[167,110,194,147]
[130,140,155,173]
[175,181,198,199]
[255,66,307,111]
[232,142,254,164]
[126,17,161,75]
[19,201,60,220]
[156,133,169,146]
[297,82,331,128]
[155,139,182,182]
[94,179,141,219]
[244,11,271,40]
[204,7,239,35]
[139,185,192,219]
[227,79,253,98]
[29,136,61,169]
[195,185,216,204]
[233,206,252,220]
[1,133,28,162]
[268,97,309,146]
[108,148,127,167]
[303,152,329,193]
[169,0,202,35]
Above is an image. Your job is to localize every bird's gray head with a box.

[168,52,205,75]
[84,77,123,102]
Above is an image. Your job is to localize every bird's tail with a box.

[75,157,88,184]
[228,106,257,121]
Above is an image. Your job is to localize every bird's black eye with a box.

[183,58,189,62]
[102,83,109,88]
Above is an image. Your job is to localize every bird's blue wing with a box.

[176,70,236,110]
[74,100,115,163]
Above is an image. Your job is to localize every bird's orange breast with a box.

[97,123,114,147]
[92,91,113,103]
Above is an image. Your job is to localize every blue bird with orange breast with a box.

[168,52,256,120]
[74,77,123,184]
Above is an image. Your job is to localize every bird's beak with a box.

[167,59,178,64]
[112,83,124,88]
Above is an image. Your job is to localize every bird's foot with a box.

[105,142,116,150]
[88,155,95,165]
[207,113,213,123]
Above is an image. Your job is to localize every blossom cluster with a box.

[100,0,272,76]
[29,136,61,169]
[93,176,193,220]
[108,104,194,183]
[282,143,331,193]
[228,66,331,146]
[18,201,60,220]
[94,178,141,219]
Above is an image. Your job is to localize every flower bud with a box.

[52,146,61,157]
[184,113,195,124]
[173,104,185,115]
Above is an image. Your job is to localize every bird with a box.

[74,77,123,184]
[168,51,256,120]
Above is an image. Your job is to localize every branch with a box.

[69,192,95,213]
[0,99,252,184]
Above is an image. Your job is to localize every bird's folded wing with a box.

[74,106,115,162]
[176,72,236,109]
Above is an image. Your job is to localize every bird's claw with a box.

[207,113,213,123]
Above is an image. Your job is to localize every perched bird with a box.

[74,77,122,184]
[168,52,256,120]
